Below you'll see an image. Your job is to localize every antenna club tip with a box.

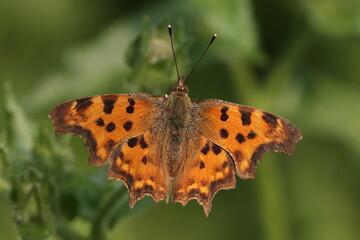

[168,24,172,29]
[214,33,218,38]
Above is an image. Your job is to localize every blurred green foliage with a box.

[1,0,360,239]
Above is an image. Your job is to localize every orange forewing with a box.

[172,136,236,216]
[49,94,169,206]
[194,99,302,179]
[49,94,159,166]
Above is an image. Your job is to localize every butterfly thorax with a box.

[164,89,192,177]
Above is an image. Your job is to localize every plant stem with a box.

[90,184,127,240]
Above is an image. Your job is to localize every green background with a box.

[1,0,360,239]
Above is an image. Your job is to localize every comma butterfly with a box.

[49,25,302,216]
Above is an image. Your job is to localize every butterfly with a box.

[49,25,302,216]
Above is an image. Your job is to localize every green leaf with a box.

[126,18,190,94]
[3,83,35,155]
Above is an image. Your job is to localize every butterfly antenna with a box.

[184,33,217,85]
[168,25,180,80]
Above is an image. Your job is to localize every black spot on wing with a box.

[139,136,148,149]
[199,161,205,169]
[247,130,257,139]
[240,109,252,126]
[127,137,139,148]
[212,144,222,155]
[105,122,116,132]
[220,129,229,139]
[201,143,210,155]
[103,97,117,114]
[75,97,93,112]
[126,106,134,114]
[123,121,133,131]
[220,107,229,121]
[95,118,105,126]
[128,98,136,106]
[236,133,246,143]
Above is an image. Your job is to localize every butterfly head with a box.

[171,75,189,93]
[167,25,217,96]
